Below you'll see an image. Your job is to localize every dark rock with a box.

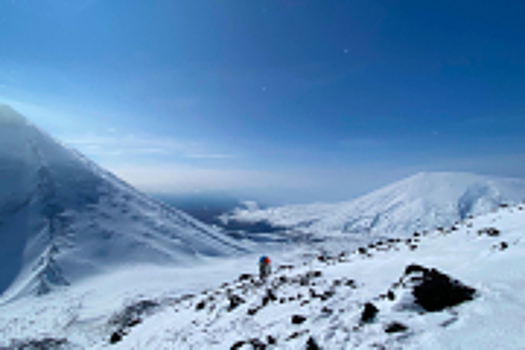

[11,337,70,349]
[387,290,395,301]
[404,265,476,312]
[267,335,276,345]
[306,336,321,350]
[287,331,307,340]
[249,338,267,350]
[385,321,408,333]
[247,307,258,316]
[478,227,501,237]
[321,290,335,300]
[231,340,246,350]
[345,279,357,288]
[228,294,245,311]
[195,300,206,311]
[291,314,307,324]
[321,306,333,314]
[358,247,367,254]
[311,270,322,278]
[360,302,379,323]
[110,331,123,344]
[262,289,277,306]
[239,273,253,281]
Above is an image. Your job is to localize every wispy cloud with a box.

[63,132,237,161]
[107,163,306,194]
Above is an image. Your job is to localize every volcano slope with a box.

[0,105,245,300]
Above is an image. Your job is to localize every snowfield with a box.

[1,203,525,349]
[2,105,525,349]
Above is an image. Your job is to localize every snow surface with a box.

[224,172,525,239]
[3,105,525,349]
[1,201,525,349]
[0,105,247,300]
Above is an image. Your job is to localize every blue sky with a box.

[1,0,525,203]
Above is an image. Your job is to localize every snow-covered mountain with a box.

[0,105,245,299]
[224,172,525,238]
[2,197,525,349]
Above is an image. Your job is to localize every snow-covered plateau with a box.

[2,105,525,349]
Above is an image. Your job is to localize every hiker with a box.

[259,256,271,280]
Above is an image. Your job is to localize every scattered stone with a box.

[358,247,367,254]
[306,336,321,350]
[230,340,246,350]
[345,279,357,288]
[321,306,333,314]
[385,321,408,333]
[478,227,501,237]
[110,331,123,344]
[108,299,159,343]
[9,337,71,349]
[387,290,395,301]
[287,330,308,340]
[291,314,307,324]
[262,289,277,306]
[360,302,379,323]
[249,338,267,350]
[267,335,276,345]
[195,300,206,311]
[239,273,253,282]
[228,294,245,311]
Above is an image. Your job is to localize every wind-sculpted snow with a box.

[224,172,525,239]
[0,105,246,299]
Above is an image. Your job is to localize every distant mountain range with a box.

[224,172,525,239]
[0,105,245,299]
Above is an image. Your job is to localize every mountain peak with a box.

[0,108,246,299]
[0,104,30,127]
[226,171,525,240]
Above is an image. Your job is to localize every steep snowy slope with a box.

[225,172,525,238]
[0,105,245,299]
[2,198,524,349]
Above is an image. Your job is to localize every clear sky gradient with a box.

[1,0,525,203]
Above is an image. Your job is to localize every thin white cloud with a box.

[63,133,236,160]
[106,163,308,194]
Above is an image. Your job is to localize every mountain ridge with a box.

[224,171,525,238]
[0,106,246,299]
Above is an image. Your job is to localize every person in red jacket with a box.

[259,256,271,280]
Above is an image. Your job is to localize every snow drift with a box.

[0,105,245,299]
